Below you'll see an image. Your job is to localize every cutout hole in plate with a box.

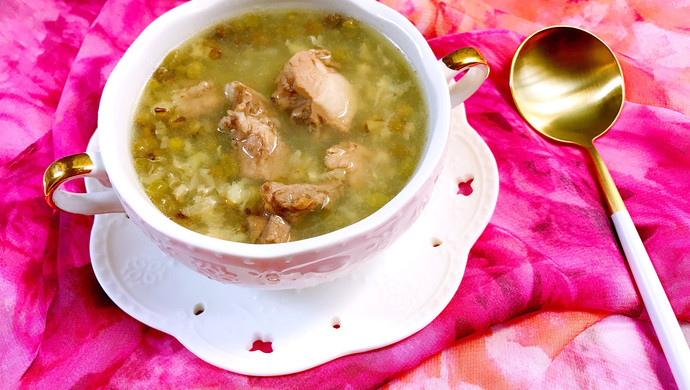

[193,303,205,316]
[431,238,443,247]
[249,339,273,353]
[457,177,474,196]
[331,317,341,329]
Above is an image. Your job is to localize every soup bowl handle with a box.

[440,47,489,107]
[43,151,125,215]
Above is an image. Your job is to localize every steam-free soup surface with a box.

[131,8,428,243]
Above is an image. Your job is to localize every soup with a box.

[130,8,428,243]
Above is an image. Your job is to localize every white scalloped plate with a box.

[86,104,498,376]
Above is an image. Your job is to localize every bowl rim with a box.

[98,0,451,259]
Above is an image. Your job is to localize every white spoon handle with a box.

[612,210,690,390]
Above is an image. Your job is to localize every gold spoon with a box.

[510,26,690,389]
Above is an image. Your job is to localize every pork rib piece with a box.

[272,49,356,133]
[219,81,289,180]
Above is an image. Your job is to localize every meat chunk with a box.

[260,181,342,223]
[324,141,370,188]
[247,214,291,244]
[219,81,289,180]
[171,81,222,117]
[272,49,356,132]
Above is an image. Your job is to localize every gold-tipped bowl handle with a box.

[440,47,490,107]
[43,152,125,215]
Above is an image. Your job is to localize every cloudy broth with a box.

[130,8,428,243]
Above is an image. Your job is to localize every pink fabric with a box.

[1,0,688,388]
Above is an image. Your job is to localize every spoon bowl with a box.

[510,26,624,146]
[510,25,690,390]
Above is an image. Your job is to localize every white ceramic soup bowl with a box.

[43,0,488,289]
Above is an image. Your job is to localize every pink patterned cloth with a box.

[2,0,689,388]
